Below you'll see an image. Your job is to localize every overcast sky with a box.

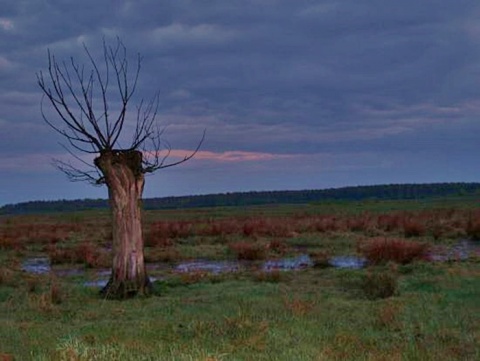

[1,0,480,205]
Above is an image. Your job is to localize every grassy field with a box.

[1,196,479,360]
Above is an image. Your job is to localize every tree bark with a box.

[94,150,151,299]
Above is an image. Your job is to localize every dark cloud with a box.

[0,0,479,204]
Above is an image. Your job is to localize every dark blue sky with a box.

[1,0,480,205]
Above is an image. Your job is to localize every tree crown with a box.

[37,38,204,184]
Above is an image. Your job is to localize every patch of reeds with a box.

[358,237,429,265]
[47,241,110,268]
[242,218,293,238]
[147,221,193,240]
[402,218,426,237]
[466,212,480,240]
[229,241,267,260]
[267,239,288,255]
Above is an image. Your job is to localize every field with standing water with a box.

[1,195,479,360]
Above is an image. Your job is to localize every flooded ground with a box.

[427,239,480,262]
[329,256,367,269]
[20,239,480,287]
[21,257,51,274]
[263,254,313,271]
[175,260,241,274]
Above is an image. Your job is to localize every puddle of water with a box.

[175,260,241,274]
[21,257,86,277]
[20,254,366,280]
[21,257,51,274]
[263,254,313,271]
[23,239,479,285]
[428,239,480,262]
[329,256,367,269]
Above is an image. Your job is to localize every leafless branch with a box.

[142,129,206,173]
[52,158,104,185]
[38,37,204,184]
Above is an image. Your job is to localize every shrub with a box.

[229,241,267,260]
[147,221,192,240]
[47,246,73,265]
[76,242,98,267]
[202,219,241,237]
[466,216,480,240]
[358,237,429,265]
[144,230,173,248]
[268,239,288,255]
[361,270,398,300]
[47,241,110,268]
[347,215,371,232]
[0,235,19,250]
[313,216,338,233]
[377,214,402,232]
[403,218,426,237]
[167,221,193,238]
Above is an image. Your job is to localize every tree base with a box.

[100,276,152,300]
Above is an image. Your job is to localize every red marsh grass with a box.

[358,237,429,265]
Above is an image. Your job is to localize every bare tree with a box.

[37,38,204,299]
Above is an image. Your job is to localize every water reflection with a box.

[175,260,241,274]
[329,256,367,269]
[20,239,480,287]
[427,239,480,262]
[263,254,313,271]
[21,257,50,274]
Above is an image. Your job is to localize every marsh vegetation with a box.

[0,196,479,360]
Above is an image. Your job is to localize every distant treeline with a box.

[1,182,479,215]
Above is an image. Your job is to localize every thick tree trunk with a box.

[94,150,151,299]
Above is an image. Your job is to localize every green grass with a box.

[1,260,479,360]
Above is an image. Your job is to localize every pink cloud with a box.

[145,149,296,163]
[0,149,297,173]
[0,18,13,31]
